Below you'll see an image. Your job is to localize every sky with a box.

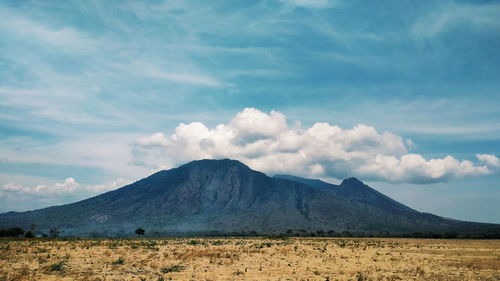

[0,0,499,223]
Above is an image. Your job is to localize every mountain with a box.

[0,159,499,237]
[274,175,417,214]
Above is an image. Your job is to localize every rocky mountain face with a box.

[0,159,498,237]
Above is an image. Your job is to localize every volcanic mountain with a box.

[0,159,498,237]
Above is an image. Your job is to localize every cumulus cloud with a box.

[131,108,498,184]
[0,178,130,196]
[477,154,500,168]
[0,177,132,212]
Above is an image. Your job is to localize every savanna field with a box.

[0,238,499,281]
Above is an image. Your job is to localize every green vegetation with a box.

[48,261,65,272]
[187,239,206,245]
[1,225,499,239]
[135,228,145,236]
[356,272,368,281]
[0,227,24,237]
[49,227,60,238]
[161,265,185,273]
[112,257,125,265]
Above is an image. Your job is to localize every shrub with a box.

[356,272,367,281]
[48,261,64,272]
[49,227,60,238]
[161,265,185,273]
[0,227,24,237]
[187,239,202,245]
[256,242,273,248]
[135,228,145,236]
[112,257,125,265]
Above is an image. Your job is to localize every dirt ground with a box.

[0,237,498,281]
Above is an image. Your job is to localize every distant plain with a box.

[1,237,499,281]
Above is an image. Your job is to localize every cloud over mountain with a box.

[132,108,498,184]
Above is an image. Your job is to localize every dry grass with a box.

[0,237,498,280]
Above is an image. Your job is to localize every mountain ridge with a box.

[1,159,499,237]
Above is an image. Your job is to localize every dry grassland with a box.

[0,237,499,281]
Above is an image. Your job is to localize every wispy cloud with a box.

[0,9,99,51]
[412,2,500,38]
[276,0,335,9]
[138,64,223,87]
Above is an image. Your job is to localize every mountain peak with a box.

[181,158,250,170]
[340,177,364,186]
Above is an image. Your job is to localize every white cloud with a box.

[132,108,498,184]
[477,154,500,168]
[85,178,132,193]
[230,108,288,143]
[0,177,132,212]
[0,178,130,196]
[277,0,334,9]
[146,70,222,87]
[136,132,169,147]
[1,178,79,194]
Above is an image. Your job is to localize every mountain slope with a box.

[0,159,498,237]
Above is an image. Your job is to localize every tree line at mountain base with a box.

[2,226,499,239]
[176,229,500,239]
[0,227,59,238]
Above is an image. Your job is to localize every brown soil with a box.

[1,238,499,280]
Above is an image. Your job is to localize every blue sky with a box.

[0,0,499,223]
